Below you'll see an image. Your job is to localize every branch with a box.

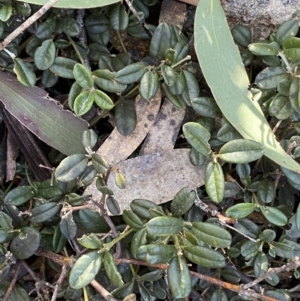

[0,0,60,51]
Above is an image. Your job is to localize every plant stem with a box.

[0,0,60,50]
[116,30,127,54]
[66,34,85,65]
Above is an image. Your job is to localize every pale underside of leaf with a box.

[194,0,300,173]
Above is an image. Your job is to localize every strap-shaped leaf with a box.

[69,251,103,289]
[167,256,192,298]
[194,0,300,174]
[191,222,232,248]
[218,139,264,163]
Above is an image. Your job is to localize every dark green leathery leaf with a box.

[4,186,35,206]
[92,89,114,110]
[226,203,256,219]
[191,97,221,118]
[218,139,264,163]
[231,24,252,47]
[68,81,84,111]
[34,39,56,70]
[104,251,124,287]
[93,69,126,93]
[30,203,62,223]
[145,216,183,236]
[115,98,137,136]
[191,222,232,248]
[150,22,172,60]
[205,161,224,204]
[289,78,300,112]
[131,228,147,259]
[74,91,94,116]
[82,129,98,149]
[170,187,195,217]
[10,227,41,259]
[110,3,129,31]
[257,179,276,204]
[167,256,192,298]
[106,196,120,215]
[139,70,159,100]
[248,42,280,56]
[123,210,144,229]
[73,63,94,89]
[78,208,109,233]
[115,62,146,84]
[130,199,158,220]
[53,225,67,253]
[69,251,103,289]
[269,94,292,120]
[60,212,77,239]
[50,57,77,79]
[210,289,228,301]
[276,20,299,45]
[0,4,12,22]
[183,245,225,268]
[55,154,88,182]
[183,122,211,156]
[13,58,36,87]
[146,244,176,264]
[260,206,287,226]
[255,66,289,90]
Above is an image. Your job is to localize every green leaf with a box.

[139,70,159,100]
[162,82,186,108]
[150,22,172,60]
[205,161,224,204]
[218,139,264,163]
[123,210,144,229]
[241,240,259,260]
[10,227,40,259]
[93,69,126,93]
[52,225,67,253]
[30,203,62,223]
[191,222,232,248]
[93,89,114,110]
[130,199,158,220]
[183,245,225,268]
[231,24,252,47]
[248,42,279,56]
[0,4,12,21]
[257,179,276,204]
[104,251,124,287]
[74,91,94,116]
[225,203,256,219]
[146,244,176,264]
[281,166,300,190]
[171,187,195,217]
[260,206,287,226]
[116,62,146,84]
[276,20,299,45]
[110,4,129,31]
[17,0,121,9]
[13,58,36,87]
[269,94,292,120]
[60,212,77,239]
[194,0,300,174]
[73,63,94,89]
[91,153,108,174]
[106,196,120,215]
[296,203,300,231]
[191,97,221,118]
[167,256,192,298]
[131,228,147,258]
[145,216,184,236]
[34,39,56,70]
[254,252,268,278]
[4,186,35,206]
[211,289,228,301]
[69,251,103,289]
[50,57,77,79]
[115,98,137,136]
[183,122,211,156]
[161,65,176,86]
[78,208,109,233]
[82,129,98,149]
[36,17,56,39]
[181,70,200,105]
[255,66,289,90]
[289,78,300,111]
[55,154,88,182]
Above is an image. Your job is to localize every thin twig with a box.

[3,260,22,301]
[51,264,69,301]
[0,0,60,51]
[90,279,117,301]
[114,258,286,301]
[242,256,300,290]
